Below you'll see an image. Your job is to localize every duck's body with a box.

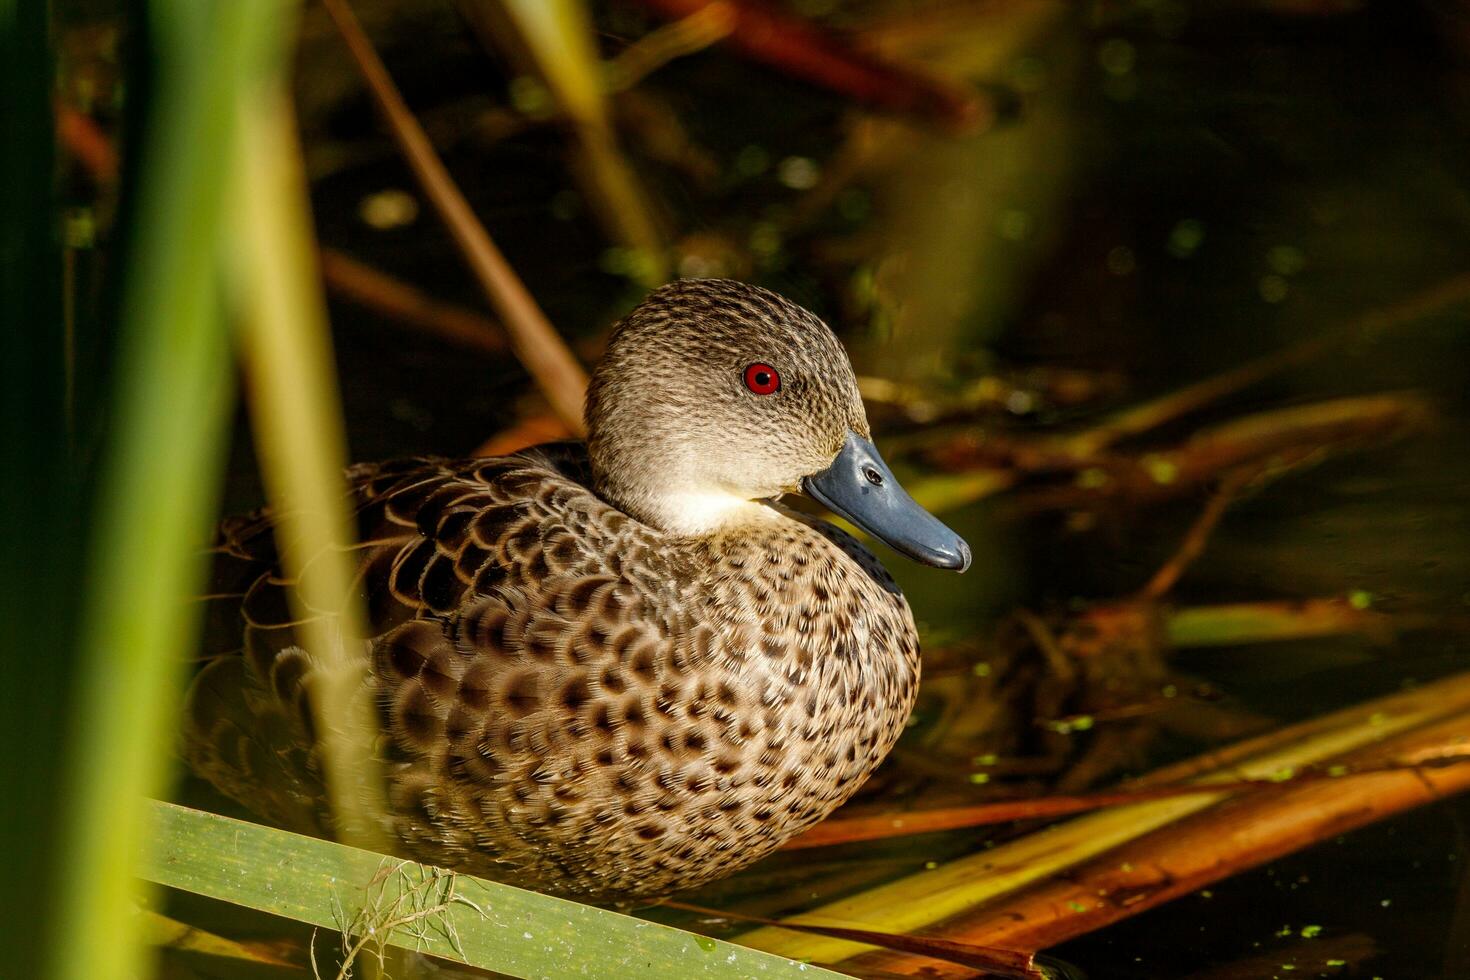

[188,444,918,902]
[185,279,964,903]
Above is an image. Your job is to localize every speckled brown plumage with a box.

[184,279,925,904]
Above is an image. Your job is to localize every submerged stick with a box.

[474,412,575,457]
[1058,271,1470,457]
[631,0,990,132]
[320,0,589,433]
[1162,597,1419,648]
[605,2,737,90]
[1139,467,1253,599]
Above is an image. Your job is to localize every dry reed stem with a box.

[320,0,589,433]
[474,412,575,457]
[736,668,1470,963]
[845,710,1470,975]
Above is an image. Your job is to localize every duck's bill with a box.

[803,432,971,572]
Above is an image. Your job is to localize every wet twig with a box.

[319,248,508,355]
[605,2,738,91]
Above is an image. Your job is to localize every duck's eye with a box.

[743,362,780,395]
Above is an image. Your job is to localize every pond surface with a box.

[192,1,1470,976]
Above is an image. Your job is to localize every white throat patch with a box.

[661,489,779,536]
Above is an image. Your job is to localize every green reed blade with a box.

[42,3,285,978]
[142,800,841,980]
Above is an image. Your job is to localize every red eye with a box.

[743,362,780,395]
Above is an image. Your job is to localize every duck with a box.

[185,277,969,904]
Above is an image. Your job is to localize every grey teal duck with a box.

[185,278,969,904]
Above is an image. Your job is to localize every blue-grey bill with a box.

[803,431,971,572]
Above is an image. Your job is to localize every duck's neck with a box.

[596,471,783,537]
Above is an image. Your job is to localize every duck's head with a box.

[585,279,970,572]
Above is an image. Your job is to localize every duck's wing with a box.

[183,449,693,881]
[185,454,464,834]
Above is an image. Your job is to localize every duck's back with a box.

[186,445,920,903]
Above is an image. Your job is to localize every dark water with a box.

[196,1,1470,976]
